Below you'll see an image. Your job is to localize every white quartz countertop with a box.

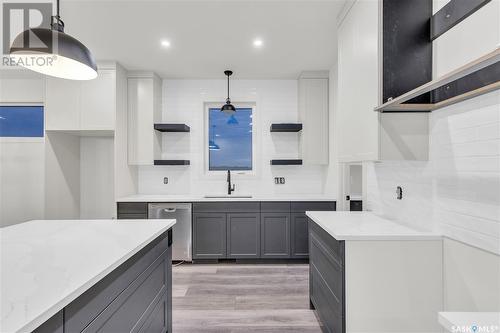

[0,219,176,333]
[116,194,336,202]
[305,211,441,241]
[438,312,500,332]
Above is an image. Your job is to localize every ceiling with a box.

[59,0,346,79]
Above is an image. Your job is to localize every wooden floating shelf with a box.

[154,124,190,132]
[154,160,190,166]
[270,123,303,132]
[375,48,500,113]
[270,159,303,165]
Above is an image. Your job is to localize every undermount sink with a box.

[204,195,253,199]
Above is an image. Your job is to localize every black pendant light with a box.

[221,70,236,114]
[9,0,97,80]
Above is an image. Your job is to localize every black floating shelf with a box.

[154,160,190,166]
[270,159,303,165]
[270,123,303,132]
[154,124,190,132]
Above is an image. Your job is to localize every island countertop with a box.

[0,219,176,333]
[305,211,441,241]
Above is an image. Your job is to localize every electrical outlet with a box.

[163,177,169,185]
[274,177,286,185]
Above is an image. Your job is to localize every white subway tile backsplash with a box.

[366,91,500,254]
[440,223,500,255]
[139,79,327,196]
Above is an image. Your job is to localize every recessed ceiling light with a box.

[253,39,263,48]
[161,40,171,48]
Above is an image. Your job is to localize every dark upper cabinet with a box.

[291,213,309,258]
[227,213,261,258]
[193,213,227,259]
[260,212,291,258]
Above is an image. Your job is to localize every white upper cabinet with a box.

[336,0,429,162]
[127,72,162,165]
[45,63,117,131]
[299,72,329,165]
[80,69,116,130]
[337,0,380,162]
[45,77,81,130]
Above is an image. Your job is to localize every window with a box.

[0,106,44,137]
[208,107,253,171]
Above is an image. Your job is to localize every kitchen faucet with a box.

[227,170,235,195]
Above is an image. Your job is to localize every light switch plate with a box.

[163,177,169,185]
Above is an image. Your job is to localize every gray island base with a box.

[35,229,172,333]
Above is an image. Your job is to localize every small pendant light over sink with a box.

[221,70,236,114]
[9,0,97,80]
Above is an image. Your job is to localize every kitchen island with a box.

[0,219,175,333]
[306,211,443,333]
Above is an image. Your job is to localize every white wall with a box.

[0,139,45,227]
[0,71,45,227]
[349,164,362,198]
[80,137,114,219]
[138,79,329,196]
[1,67,121,225]
[44,132,81,220]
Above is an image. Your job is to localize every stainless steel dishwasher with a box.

[148,203,192,262]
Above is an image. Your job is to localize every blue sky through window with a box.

[209,108,252,171]
[0,106,44,137]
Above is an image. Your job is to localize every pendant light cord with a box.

[52,0,64,31]
[227,74,230,100]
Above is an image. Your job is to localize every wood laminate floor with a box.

[172,264,322,333]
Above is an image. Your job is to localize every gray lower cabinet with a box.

[291,213,309,258]
[193,213,227,259]
[117,200,335,261]
[227,213,261,258]
[349,200,362,211]
[117,202,148,219]
[309,219,345,333]
[33,311,63,333]
[260,212,290,258]
[190,201,335,260]
[33,230,173,333]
